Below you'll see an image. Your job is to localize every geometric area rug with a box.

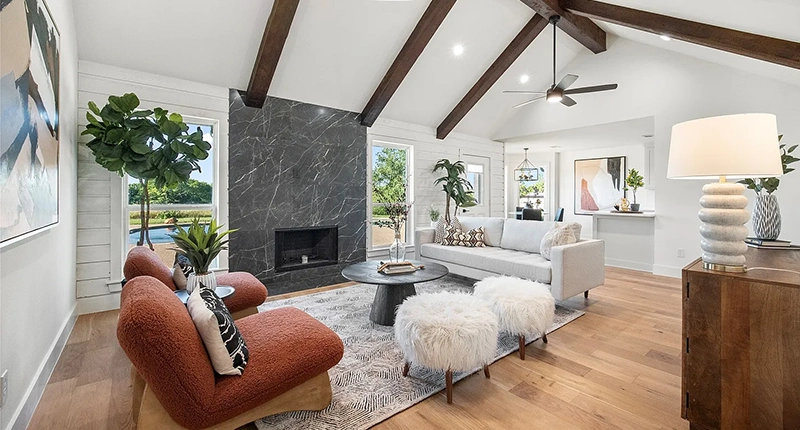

[255,275,584,430]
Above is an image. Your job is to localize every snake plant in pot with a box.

[170,218,237,292]
[738,135,798,240]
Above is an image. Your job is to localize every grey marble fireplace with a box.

[227,91,367,295]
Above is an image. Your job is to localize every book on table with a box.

[745,243,800,250]
[744,237,792,247]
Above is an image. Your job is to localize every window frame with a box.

[367,139,414,252]
[123,116,224,269]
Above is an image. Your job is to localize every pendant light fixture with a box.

[514,148,538,181]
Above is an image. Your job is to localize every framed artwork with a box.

[574,156,626,215]
[1,0,61,245]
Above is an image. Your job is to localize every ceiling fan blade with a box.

[560,96,577,107]
[512,97,545,109]
[564,83,618,95]
[556,74,578,90]
[503,90,546,94]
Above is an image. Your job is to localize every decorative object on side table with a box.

[83,93,211,249]
[433,159,476,223]
[427,205,441,227]
[170,218,237,292]
[668,113,783,272]
[625,168,645,212]
[372,181,413,263]
[738,134,798,240]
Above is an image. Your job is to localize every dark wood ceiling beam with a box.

[519,0,605,53]
[360,0,457,127]
[561,0,800,70]
[436,15,549,140]
[244,0,301,108]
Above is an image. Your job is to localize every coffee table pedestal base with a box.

[370,283,416,326]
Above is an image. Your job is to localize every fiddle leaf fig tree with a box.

[81,93,212,249]
[433,159,476,223]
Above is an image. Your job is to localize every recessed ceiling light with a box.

[519,74,530,84]
[660,35,671,41]
[452,44,465,56]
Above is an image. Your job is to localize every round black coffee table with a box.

[341,260,449,326]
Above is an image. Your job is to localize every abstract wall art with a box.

[1,0,61,245]
[574,156,626,215]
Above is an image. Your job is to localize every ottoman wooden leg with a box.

[403,361,410,377]
[483,365,491,379]
[446,370,453,404]
[542,333,548,344]
[519,335,526,360]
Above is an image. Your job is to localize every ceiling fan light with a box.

[546,92,563,103]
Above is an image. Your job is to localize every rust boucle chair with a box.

[118,276,344,430]
[124,246,267,319]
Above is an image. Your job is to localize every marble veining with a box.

[228,91,367,295]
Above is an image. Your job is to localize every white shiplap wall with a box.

[76,61,230,314]
[367,119,505,259]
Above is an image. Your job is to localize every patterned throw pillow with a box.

[187,287,249,375]
[540,223,578,260]
[460,226,486,248]
[442,224,464,246]
[435,217,462,244]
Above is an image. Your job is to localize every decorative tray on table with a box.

[377,261,423,275]
[611,210,643,214]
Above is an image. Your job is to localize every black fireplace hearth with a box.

[275,226,338,273]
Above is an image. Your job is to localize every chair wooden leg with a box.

[519,335,526,360]
[445,370,453,404]
[403,361,410,377]
[584,290,589,299]
[542,333,548,344]
[483,365,491,379]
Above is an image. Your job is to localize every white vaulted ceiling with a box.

[73,0,800,139]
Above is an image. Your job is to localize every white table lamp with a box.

[668,113,782,272]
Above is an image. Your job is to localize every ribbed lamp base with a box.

[698,182,749,272]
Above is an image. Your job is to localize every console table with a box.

[592,211,655,272]
[681,248,800,429]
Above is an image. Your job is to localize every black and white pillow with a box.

[172,254,194,290]
[461,226,486,248]
[435,217,461,244]
[187,287,249,375]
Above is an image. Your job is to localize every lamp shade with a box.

[667,113,782,179]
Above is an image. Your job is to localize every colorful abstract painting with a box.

[1,0,60,244]
[574,156,626,215]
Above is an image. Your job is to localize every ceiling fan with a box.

[504,15,618,109]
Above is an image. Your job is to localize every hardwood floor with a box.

[28,267,687,429]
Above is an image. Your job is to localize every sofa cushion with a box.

[499,219,556,254]
[457,217,505,246]
[420,243,552,283]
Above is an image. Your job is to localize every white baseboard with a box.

[9,304,77,430]
[653,264,682,279]
[77,292,121,315]
[605,258,654,273]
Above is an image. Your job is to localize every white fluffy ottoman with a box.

[394,291,498,404]
[473,276,555,360]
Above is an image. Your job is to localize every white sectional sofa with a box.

[415,217,605,301]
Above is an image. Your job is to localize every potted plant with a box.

[373,182,413,262]
[738,135,798,239]
[82,93,211,249]
[625,168,645,212]
[170,218,237,292]
[433,159,476,223]
[427,205,441,227]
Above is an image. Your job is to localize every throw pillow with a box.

[435,217,461,244]
[442,224,464,246]
[540,223,578,260]
[564,222,582,241]
[187,287,249,376]
[172,255,194,290]
[460,226,486,248]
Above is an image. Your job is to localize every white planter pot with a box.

[430,221,438,227]
[187,271,217,294]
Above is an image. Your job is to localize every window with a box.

[127,122,216,267]
[466,163,484,205]
[368,142,412,250]
[518,166,546,209]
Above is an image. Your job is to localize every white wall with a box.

[367,119,504,258]
[0,1,79,428]
[558,145,651,238]
[76,61,230,314]
[496,38,800,277]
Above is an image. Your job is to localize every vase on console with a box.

[752,194,781,240]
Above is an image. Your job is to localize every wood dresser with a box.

[681,248,800,429]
